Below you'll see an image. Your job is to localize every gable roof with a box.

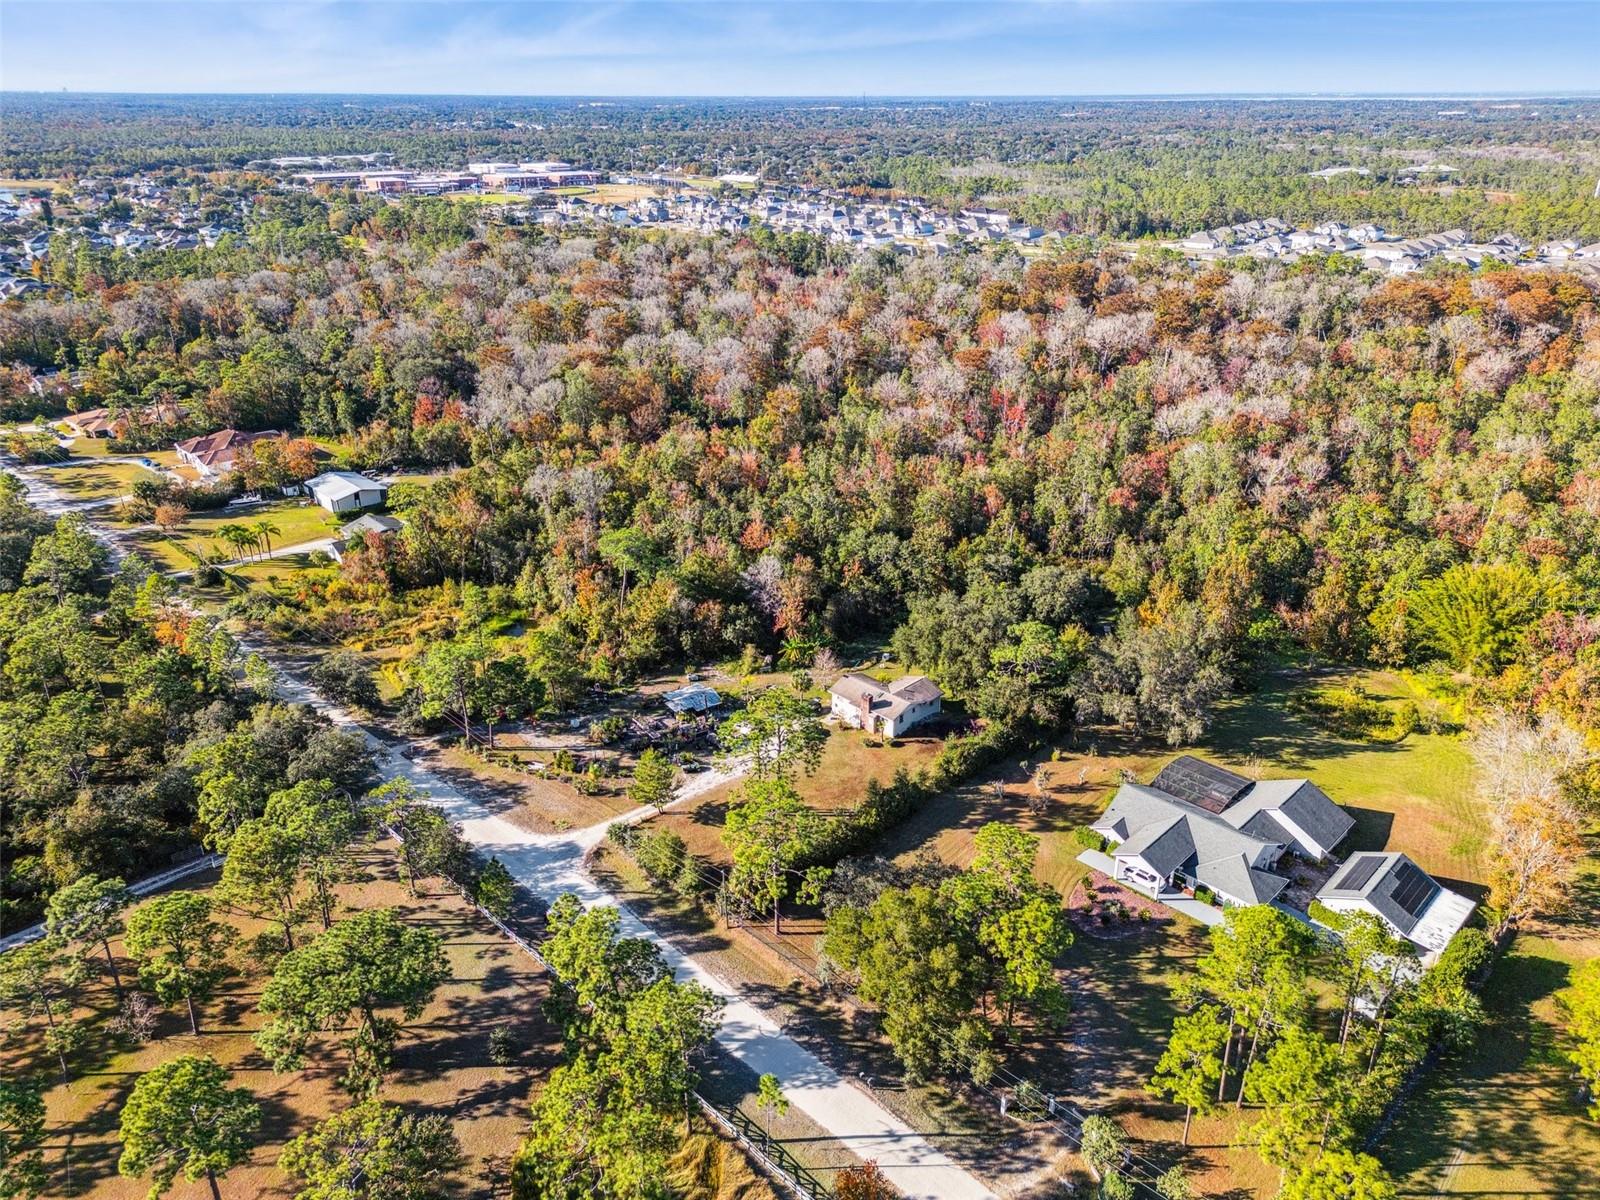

[1115,814,1194,878]
[1319,852,1440,935]
[1220,778,1355,856]
[175,428,279,469]
[306,471,388,502]
[829,671,942,719]
[1198,853,1290,907]
[1094,783,1288,903]
[339,513,402,539]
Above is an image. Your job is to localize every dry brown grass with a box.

[16,842,560,1199]
[653,724,944,867]
[424,743,638,834]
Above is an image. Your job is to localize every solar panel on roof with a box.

[1152,755,1251,814]
[1338,854,1385,891]
[1387,860,1439,918]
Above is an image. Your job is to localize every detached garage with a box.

[304,471,389,514]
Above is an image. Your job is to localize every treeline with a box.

[6,204,1600,895]
[0,477,374,927]
[4,93,1597,240]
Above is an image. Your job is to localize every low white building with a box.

[304,471,389,514]
[828,672,942,737]
[1316,851,1474,961]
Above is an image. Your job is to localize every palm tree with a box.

[252,519,279,561]
[214,524,252,564]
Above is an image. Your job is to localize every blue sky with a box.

[2,1,1596,96]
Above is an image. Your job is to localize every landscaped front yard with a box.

[178,499,340,551]
[120,499,343,572]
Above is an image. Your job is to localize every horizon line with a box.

[6,90,1600,103]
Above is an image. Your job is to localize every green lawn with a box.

[180,500,340,551]
[1198,669,1487,889]
[226,556,336,587]
[1381,910,1600,1197]
[124,501,340,571]
[39,459,161,502]
[61,434,112,457]
[123,527,200,571]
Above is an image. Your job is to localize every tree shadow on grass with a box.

[47,1084,301,1197]
[1380,947,1596,1197]
[1201,674,1414,770]
[1343,806,1396,854]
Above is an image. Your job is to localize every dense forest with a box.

[4,93,1600,239]
[4,182,1600,933]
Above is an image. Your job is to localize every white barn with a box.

[304,471,389,514]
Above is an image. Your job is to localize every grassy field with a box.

[119,500,340,572]
[36,459,163,503]
[653,722,944,867]
[179,500,340,549]
[442,190,539,204]
[19,843,562,1199]
[0,176,69,193]
[1201,669,1486,890]
[1379,864,1600,1198]
[224,556,338,589]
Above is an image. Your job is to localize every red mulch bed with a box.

[1063,873,1176,940]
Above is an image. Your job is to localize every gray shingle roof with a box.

[1094,784,1288,903]
[1220,779,1355,857]
[1318,852,1441,935]
[339,513,402,539]
[1114,815,1194,878]
[1197,853,1290,906]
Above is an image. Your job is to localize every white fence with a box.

[0,853,223,954]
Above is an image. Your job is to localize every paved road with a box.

[210,535,337,567]
[4,458,999,1200]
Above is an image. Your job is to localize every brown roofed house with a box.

[63,401,189,440]
[174,428,279,479]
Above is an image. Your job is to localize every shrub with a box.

[634,828,689,888]
[588,715,625,744]
[1193,885,1215,905]
[310,650,380,712]
[1072,825,1107,852]
[673,856,703,900]
[1287,681,1419,743]
[488,1027,515,1065]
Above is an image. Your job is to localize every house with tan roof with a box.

[828,672,942,738]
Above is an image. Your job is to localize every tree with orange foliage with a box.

[835,1162,893,1200]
